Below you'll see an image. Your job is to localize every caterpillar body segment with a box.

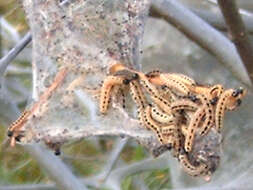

[171,99,198,112]
[99,76,126,114]
[129,80,148,123]
[113,69,139,82]
[215,88,246,133]
[160,125,176,145]
[159,73,191,95]
[165,73,196,86]
[141,105,164,144]
[138,73,172,114]
[159,86,176,103]
[209,84,224,98]
[112,86,127,109]
[160,125,176,135]
[189,84,224,102]
[215,89,236,133]
[178,152,209,177]
[180,124,188,136]
[148,74,190,96]
[197,94,214,136]
[145,70,161,78]
[151,105,174,124]
[109,63,132,74]
[184,107,205,152]
[8,110,31,147]
[129,80,147,110]
[8,110,31,133]
[161,133,175,145]
[172,126,184,158]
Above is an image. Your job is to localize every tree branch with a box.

[217,0,253,84]
[24,144,89,190]
[149,2,253,35]
[0,32,32,88]
[0,184,55,190]
[150,0,252,86]
[0,17,21,43]
[107,155,169,187]
[99,137,129,182]
[187,7,253,34]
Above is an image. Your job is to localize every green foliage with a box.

[0,126,47,184]
[121,168,171,190]
[0,0,29,34]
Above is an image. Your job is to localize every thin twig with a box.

[150,0,252,86]
[132,176,149,190]
[217,0,253,84]
[0,17,20,43]
[100,137,129,182]
[149,2,253,34]
[184,7,253,34]
[0,32,32,87]
[24,144,89,190]
[207,0,253,17]
[109,155,168,185]
[0,184,55,190]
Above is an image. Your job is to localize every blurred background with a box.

[0,0,253,189]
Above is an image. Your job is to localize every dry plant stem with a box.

[24,144,89,190]
[149,4,253,34]
[0,18,21,43]
[0,32,32,86]
[188,7,253,34]
[150,0,251,86]
[108,155,168,186]
[0,184,55,190]
[132,177,149,190]
[100,138,129,182]
[217,0,253,83]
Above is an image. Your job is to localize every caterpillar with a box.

[178,151,209,177]
[99,76,127,114]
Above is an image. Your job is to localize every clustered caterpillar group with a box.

[7,63,246,180]
[98,63,246,179]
